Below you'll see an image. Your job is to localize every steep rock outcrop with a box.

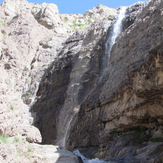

[0,0,119,162]
[0,0,80,161]
[31,1,149,147]
[31,0,151,149]
[32,19,112,145]
[1,0,162,162]
[67,0,163,161]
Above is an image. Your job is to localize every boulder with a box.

[31,3,60,29]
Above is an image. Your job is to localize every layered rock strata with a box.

[1,0,162,162]
[0,0,117,162]
[32,0,163,162]
[0,0,118,162]
[67,0,163,162]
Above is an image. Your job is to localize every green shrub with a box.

[93,17,97,22]
[0,135,9,143]
[140,132,148,142]
[108,15,114,19]
[69,23,84,28]
[14,136,20,143]
[3,33,6,39]
[150,137,163,142]
[25,91,31,101]
[0,135,20,144]
[110,131,119,137]
[10,104,14,110]
[0,19,5,26]
[64,17,68,22]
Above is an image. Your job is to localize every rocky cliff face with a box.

[68,0,163,162]
[32,0,163,162]
[31,2,117,147]
[0,0,115,162]
[0,0,162,162]
[31,1,147,147]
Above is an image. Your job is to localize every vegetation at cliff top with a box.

[69,23,84,27]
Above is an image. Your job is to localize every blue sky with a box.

[0,0,146,14]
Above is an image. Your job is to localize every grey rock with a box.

[0,0,162,162]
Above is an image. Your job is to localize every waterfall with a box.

[62,115,74,148]
[56,3,127,157]
[105,6,127,59]
[72,10,128,161]
[56,105,80,148]
[74,150,107,163]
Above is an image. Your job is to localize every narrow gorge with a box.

[0,0,163,162]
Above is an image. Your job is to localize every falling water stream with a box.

[56,105,80,148]
[74,7,127,163]
[57,6,127,163]
[74,150,106,163]
[105,6,127,59]
[62,106,80,147]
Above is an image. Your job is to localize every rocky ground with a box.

[0,136,80,163]
[0,0,162,162]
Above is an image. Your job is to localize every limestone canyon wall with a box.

[0,0,115,162]
[68,0,163,162]
[0,0,163,162]
[32,0,163,162]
